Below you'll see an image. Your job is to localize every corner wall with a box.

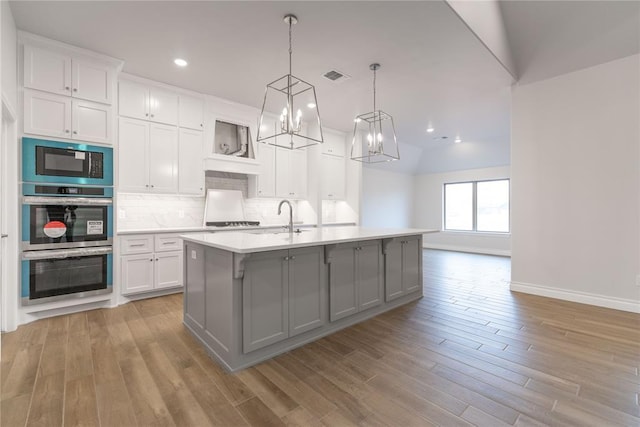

[511,54,640,312]
[413,166,511,256]
[361,167,414,228]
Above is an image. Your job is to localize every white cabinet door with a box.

[255,143,275,197]
[179,94,204,130]
[321,154,345,200]
[154,250,183,289]
[178,128,204,195]
[23,90,72,139]
[149,88,178,125]
[72,59,112,104]
[121,254,155,294]
[291,150,308,199]
[275,148,308,199]
[322,130,346,157]
[118,117,149,192]
[275,147,292,198]
[72,99,112,144]
[148,123,178,193]
[23,45,71,96]
[119,80,149,120]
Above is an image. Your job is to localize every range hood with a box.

[205,119,260,175]
[204,154,260,175]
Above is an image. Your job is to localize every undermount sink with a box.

[246,228,310,235]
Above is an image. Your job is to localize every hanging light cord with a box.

[372,66,377,113]
[288,17,293,77]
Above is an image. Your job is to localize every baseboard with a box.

[510,281,640,313]
[423,243,510,257]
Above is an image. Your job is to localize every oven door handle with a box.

[22,196,112,206]
[22,246,113,260]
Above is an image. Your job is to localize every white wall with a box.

[361,167,414,228]
[1,1,17,111]
[413,166,511,255]
[511,54,640,313]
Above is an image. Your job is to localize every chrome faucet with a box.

[277,199,293,233]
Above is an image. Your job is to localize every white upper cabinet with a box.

[149,88,178,125]
[119,80,179,126]
[24,44,113,105]
[322,129,347,157]
[275,147,307,199]
[178,128,204,195]
[321,154,345,200]
[71,99,112,144]
[118,80,149,120]
[119,117,178,194]
[24,90,111,144]
[179,94,205,130]
[23,45,71,97]
[72,59,112,104]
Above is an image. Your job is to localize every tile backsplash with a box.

[116,171,319,230]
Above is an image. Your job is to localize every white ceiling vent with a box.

[322,69,351,83]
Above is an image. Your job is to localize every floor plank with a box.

[2,249,639,426]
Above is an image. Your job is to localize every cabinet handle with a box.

[284,256,289,261]
[130,243,146,247]
[200,124,203,127]
[151,114,155,118]
[145,184,149,188]
[65,86,70,91]
[151,184,155,188]
[73,88,78,92]
[65,129,70,133]
[73,131,77,135]
[156,258,159,261]
[290,256,296,260]
[145,113,149,117]
[150,258,153,262]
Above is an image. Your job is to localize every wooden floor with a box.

[2,250,639,427]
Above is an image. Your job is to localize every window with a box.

[444,179,509,233]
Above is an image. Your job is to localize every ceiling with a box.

[9,1,639,175]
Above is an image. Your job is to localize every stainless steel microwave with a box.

[22,137,113,186]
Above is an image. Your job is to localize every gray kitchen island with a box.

[181,226,435,372]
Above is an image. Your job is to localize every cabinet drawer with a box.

[155,235,182,252]
[120,235,153,255]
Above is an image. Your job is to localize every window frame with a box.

[443,178,510,233]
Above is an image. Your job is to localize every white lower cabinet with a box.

[327,239,383,322]
[120,234,183,295]
[384,236,422,301]
[242,246,325,353]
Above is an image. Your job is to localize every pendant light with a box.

[351,63,399,163]
[257,14,323,150]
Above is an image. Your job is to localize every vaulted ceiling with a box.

[9,1,640,174]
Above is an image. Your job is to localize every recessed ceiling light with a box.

[454,137,462,143]
[174,58,188,67]
[426,126,434,133]
[307,103,316,109]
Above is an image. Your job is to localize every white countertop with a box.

[116,222,356,236]
[180,226,437,254]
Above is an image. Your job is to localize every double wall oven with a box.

[21,138,114,305]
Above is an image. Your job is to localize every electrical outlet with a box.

[118,209,126,219]
[178,210,185,219]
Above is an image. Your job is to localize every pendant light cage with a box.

[351,63,400,163]
[257,14,323,150]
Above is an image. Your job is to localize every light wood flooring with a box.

[2,249,639,426]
